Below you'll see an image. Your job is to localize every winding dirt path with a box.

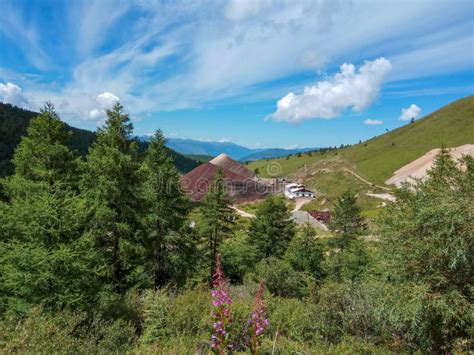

[342,168,391,191]
[291,197,313,212]
[231,206,255,218]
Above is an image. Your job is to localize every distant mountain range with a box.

[140,137,315,161]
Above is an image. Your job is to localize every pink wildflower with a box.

[210,254,233,354]
[247,281,268,355]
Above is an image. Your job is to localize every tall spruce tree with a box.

[80,103,143,294]
[141,130,196,288]
[202,168,235,280]
[12,102,77,185]
[249,195,295,258]
[329,190,366,250]
[0,103,94,313]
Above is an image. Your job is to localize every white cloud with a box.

[88,109,103,120]
[2,0,472,127]
[363,119,384,125]
[400,104,421,121]
[96,91,120,109]
[224,0,271,20]
[0,82,29,107]
[73,0,131,56]
[267,58,392,123]
[85,92,120,122]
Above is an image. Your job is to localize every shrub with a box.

[284,224,325,280]
[219,232,258,283]
[253,257,314,298]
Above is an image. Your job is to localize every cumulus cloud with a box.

[88,109,103,120]
[88,92,120,121]
[0,82,29,107]
[96,91,120,109]
[399,104,421,121]
[267,58,391,123]
[363,119,384,125]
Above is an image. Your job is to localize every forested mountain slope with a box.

[0,103,199,176]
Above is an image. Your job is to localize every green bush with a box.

[253,257,315,298]
[324,239,371,282]
[284,224,324,280]
[0,307,137,353]
[267,296,318,344]
[219,232,258,283]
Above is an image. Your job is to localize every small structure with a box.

[284,183,314,199]
[308,210,330,223]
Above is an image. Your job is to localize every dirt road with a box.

[231,206,255,218]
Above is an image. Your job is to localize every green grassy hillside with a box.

[250,96,474,185]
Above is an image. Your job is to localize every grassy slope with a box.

[342,95,474,184]
[250,96,474,185]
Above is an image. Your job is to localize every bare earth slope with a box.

[385,144,474,187]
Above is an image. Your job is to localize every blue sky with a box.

[0,0,473,148]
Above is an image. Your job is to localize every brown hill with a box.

[209,153,255,179]
[181,155,266,202]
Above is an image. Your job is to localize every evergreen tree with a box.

[379,150,473,351]
[12,102,77,185]
[0,103,94,313]
[249,195,295,258]
[202,168,235,280]
[284,223,324,280]
[329,190,366,249]
[80,103,143,294]
[141,130,196,288]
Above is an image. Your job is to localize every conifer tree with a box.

[81,103,143,294]
[379,150,473,351]
[284,223,324,280]
[202,168,235,280]
[0,103,94,313]
[249,195,295,258]
[141,130,196,288]
[12,102,77,185]
[329,190,366,249]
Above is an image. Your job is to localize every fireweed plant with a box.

[247,281,269,355]
[211,254,233,353]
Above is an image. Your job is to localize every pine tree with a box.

[141,130,196,288]
[80,103,143,294]
[0,103,94,313]
[249,195,295,258]
[12,102,77,185]
[202,168,235,280]
[329,190,366,249]
[284,223,324,279]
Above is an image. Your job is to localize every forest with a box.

[0,103,472,354]
[0,103,199,178]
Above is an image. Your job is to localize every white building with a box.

[284,183,314,199]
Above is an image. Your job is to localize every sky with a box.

[0,0,473,149]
